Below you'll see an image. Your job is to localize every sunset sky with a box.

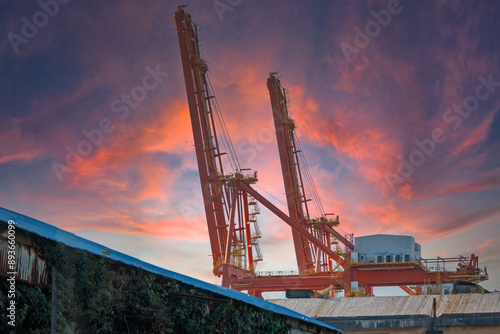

[1,0,499,295]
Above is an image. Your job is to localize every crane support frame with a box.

[175,6,487,298]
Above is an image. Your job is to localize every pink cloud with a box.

[0,118,43,165]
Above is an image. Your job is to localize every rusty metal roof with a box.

[0,237,48,285]
[270,294,500,318]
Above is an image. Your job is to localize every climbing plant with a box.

[0,233,291,333]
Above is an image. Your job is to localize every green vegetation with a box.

[0,235,290,333]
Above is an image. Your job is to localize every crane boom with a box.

[267,74,313,271]
[175,8,226,268]
[174,7,487,298]
[175,7,262,278]
[267,73,353,273]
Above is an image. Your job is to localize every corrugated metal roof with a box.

[0,207,341,333]
[0,238,48,285]
[271,294,500,318]
[438,294,500,315]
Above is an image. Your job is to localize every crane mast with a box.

[268,73,354,273]
[175,7,225,269]
[268,74,313,272]
[175,7,262,278]
[174,7,487,298]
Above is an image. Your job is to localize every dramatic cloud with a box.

[1,0,499,292]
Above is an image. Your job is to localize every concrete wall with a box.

[441,326,500,334]
[288,318,341,333]
[342,327,425,333]
[342,326,500,334]
[354,234,421,264]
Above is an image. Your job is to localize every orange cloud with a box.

[0,118,43,165]
[451,112,496,156]
[67,216,209,242]
[62,100,193,201]
[479,237,499,250]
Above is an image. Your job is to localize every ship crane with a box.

[175,7,487,298]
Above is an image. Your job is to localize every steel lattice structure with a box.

[175,7,488,298]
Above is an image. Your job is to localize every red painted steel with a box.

[175,8,261,278]
[267,73,355,275]
[237,181,346,268]
[175,7,487,297]
[175,9,223,268]
[267,75,312,272]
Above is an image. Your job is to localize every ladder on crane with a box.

[174,6,488,298]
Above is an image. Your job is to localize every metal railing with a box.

[255,270,299,277]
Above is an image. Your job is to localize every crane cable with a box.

[206,74,241,173]
[293,132,350,238]
[294,133,325,218]
[206,71,351,239]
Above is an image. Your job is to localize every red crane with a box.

[268,73,354,275]
[174,7,263,284]
[175,7,487,298]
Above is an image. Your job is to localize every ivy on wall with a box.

[0,234,291,333]
[0,280,51,334]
